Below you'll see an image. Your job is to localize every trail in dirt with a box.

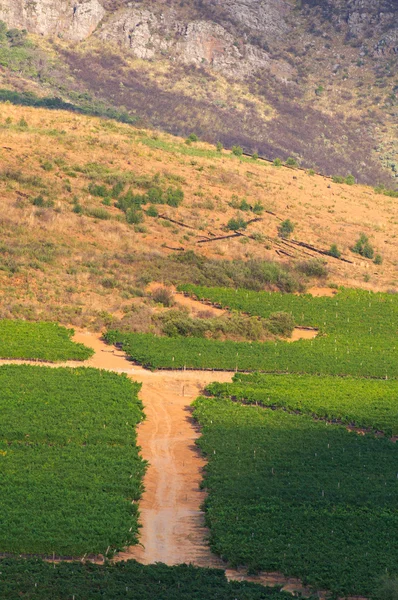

[0,330,325,597]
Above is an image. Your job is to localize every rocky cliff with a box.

[0,0,105,41]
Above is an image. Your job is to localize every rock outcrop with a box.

[98,6,293,80]
[0,0,105,41]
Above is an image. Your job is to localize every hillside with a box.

[0,1,396,185]
[0,103,397,330]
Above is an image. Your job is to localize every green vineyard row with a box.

[0,365,145,556]
[193,396,398,596]
[0,321,93,361]
[206,373,398,436]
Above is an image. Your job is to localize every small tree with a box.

[273,158,282,167]
[277,219,295,239]
[216,141,223,152]
[285,157,298,167]
[374,253,383,265]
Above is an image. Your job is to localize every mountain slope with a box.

[0,1,396,186]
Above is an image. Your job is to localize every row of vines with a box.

[0,365,146,557]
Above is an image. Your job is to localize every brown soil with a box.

[307,287,338,298]
[289,327,318,342]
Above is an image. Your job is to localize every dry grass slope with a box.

[0,103,396,329]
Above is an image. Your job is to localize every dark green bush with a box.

[345,174,356,185]
[252,202,264,215]
[374,254,383,265]
[166,187,184,207]
[285,157,298,167]
[126,207,144,225]
[232,145,243,157]
[328,244,341,258]
[147,187,164,203]
[277,219,295,239]
[89,183,108,198]
[352,234,374,259]
[226,217,247,231]
[273,158,282,167]
[146,205,159,217]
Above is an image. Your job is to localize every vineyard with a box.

[104,329,398,378]
[0,559,296,600]
[0,321,93,361]
[193,396,398,596]
[206,374,398,436]
[177,286,398,335]
[0,365,146,556]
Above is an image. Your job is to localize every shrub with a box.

[126,207,144,225]
[328,243,341,258]
[345,174,356,185]
[252,202,264,215]
[252,153,259,160]
[188,133,198,142]
[296,259,328,278]
[232,145,243,157]
[41,161,53,171]
[374,254,383,265]
[226,217,247,231]
[89,183,108,197]
[273,158,282,167]
[277,219,295,239]
[87,207,111,220]
[216,141,223,152]
[72,201,83,214]
[152,286,175,307]
[146,205,159,217]
[285,157,298,167]
[352,234,374,259]
[111,181,124,198]
[308,169,315,176]
[332,175,345,184]
[166,187,184,207]
[267,311,295,337]
[147,187,164,204]
[237,199,250,212]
